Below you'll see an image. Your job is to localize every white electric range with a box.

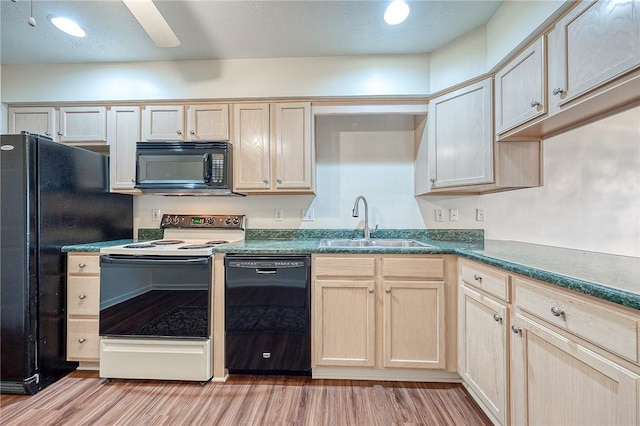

[101,214,245,256]
[98,214,244,382]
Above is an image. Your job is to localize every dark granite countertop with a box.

[62,229,640,311]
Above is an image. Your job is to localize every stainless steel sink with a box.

[319,238,436,248]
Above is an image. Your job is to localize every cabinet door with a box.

[511,313,639,426]
[8,106,57,139]
[549,0,640,110]
[272,102,314,191]
[232,103,271,190]
[427,78,493,188]
[58,106,107,143]
[383,280,445,369]
[459,285,508,425]
[142,105,185,141]
[495,37,546,135]
[187,104,229,141]
[108,106,140,191]
[313,279,376,367]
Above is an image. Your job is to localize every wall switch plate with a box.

[449,209,459,221]
[152,209,161,221]
[274,209,284,221]
[302,208,315,221]
[476,208,485,222]
[435,209,445,222]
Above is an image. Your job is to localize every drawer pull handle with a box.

[78,294,86,300]
[385,288,391,294]
[550,306,565,317]
[552,88,565,96]
[511,325,522,335]
[78,263,86,269]
[493,313,502,322]
[78,338,86,344]
[530,100,541,108]
[473,274,482,281]
[368,287,374,294]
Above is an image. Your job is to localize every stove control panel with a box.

[160,214,245,229]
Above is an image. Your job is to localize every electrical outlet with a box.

[151,209,161,221]
[449,209,459,221]
[274,209,284,221]
[435,209,445,222]
[476,208,485,222]
[302,208,315,221]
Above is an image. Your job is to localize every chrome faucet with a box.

[352,195,378,239]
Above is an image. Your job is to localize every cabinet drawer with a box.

[381,257,444,279]
[460,260,510,302]
[515,277,639,364]
[67,276,100,316]
[67,254,101,275]
[67,319,100,361]
[313,256,375,277]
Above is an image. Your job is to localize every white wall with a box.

[0,54,430,103]
[134,114,422,232]
[417,107,640,257]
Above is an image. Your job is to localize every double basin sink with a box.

[320,238,436,248]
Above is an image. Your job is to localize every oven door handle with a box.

[100,255,210,266]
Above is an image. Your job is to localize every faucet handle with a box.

[370,224,379,234]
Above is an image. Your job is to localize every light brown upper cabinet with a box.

[415,78,541,195]
[142,104,229,141]
[549,0,640,112]
[8,106,57,139]
[108,106,141,192]
[232,102,314,194]
[498,0,640,141]
[495,36,546,136]
[9,106,107,146]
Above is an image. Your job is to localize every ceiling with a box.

[0,0,503,65]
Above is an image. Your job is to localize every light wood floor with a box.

[0,371,491,425]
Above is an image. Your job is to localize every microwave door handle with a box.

[203,153,212,183]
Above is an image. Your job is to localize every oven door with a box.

[134,142,230,192]
[99,255,212,339]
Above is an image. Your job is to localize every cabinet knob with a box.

[550,306,565,317]
[511,325,522,334]
[385,288,391,294]
[57,131,63,136]
[45,132,51,136]
[276,179,282,184]
[78,263,86,269]
[493,313,502,322]
[78,338,86,344]
[131,178,135,183]
[78,294,86,300]
[189,130,195,135]
[262,179,269,185]
[473,274,482,281]
[552,88,565,96]
[368,287,374,294]
[430,178,436,184]
[176,130,182,135]
[530,100,541,108]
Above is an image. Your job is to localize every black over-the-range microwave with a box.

[135,141,243,195]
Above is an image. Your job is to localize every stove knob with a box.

[206,217,215,225]
[224,217,232,226]
[171,216,180,225]
[232,217,240,225]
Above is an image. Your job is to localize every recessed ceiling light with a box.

[48,16,86,38]
[384,0,410,25]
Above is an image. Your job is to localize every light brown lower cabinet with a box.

[66,253,101,364]
[312,255,447,371]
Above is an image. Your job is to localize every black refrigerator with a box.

[0,132,133,394]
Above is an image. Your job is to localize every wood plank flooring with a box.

[0,371,491,425]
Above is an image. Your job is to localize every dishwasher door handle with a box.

[255,268,277,274]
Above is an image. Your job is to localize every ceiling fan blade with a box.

[122,0,180,48]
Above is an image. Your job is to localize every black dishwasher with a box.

[224,255,311,375]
